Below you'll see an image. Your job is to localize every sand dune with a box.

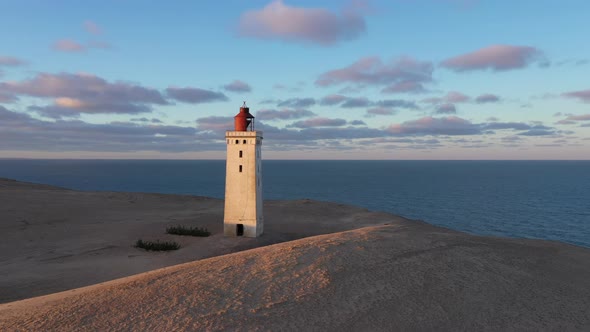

[1,178,590,331]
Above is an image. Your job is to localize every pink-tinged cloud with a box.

[0,56,27,66]
[288,117,347,128]
[441,45,542,72]
[381,81,427,94]
[237,0,366,45]
[166,87,228,104]
[1,72,167,117]
[446,92,470,103]
[84,21,102,35]
[196,116,234,132]
[475,93,500,103]
[365,107,396,117]
[257,108,316,120]
[562,90,590,103]
[52,39,86,52]
[388,116,480,135]
[223,80,252,93]
[567,114,590,121]
[557,114,590,124]
[2,72,167,104]
[422,91,469,104]
[316,56,433,87]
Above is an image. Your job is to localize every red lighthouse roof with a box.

[234,101,254,131]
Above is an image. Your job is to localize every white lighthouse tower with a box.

[223,102,263,237]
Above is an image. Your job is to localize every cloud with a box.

[365,107,396,117]
[277,97,316,108]
[556,114,590,124]
[381,81,427,94]
[436,103,456,114]
[166,87,228,104]
[482,122,533,130]
[376,99,418,109]
[422,91,470,104]
[257,122,386,142]
[441,44,543,72]
[257,108,316,120]
[84,21,102,35]
[389,118,556,138]
[223,80,252,93]
[29,102,151,119]
[196,116,234,132]
[1,72,167,117]
[0,106,215,153]
[272,83,302,92]
[562,89,590,103]
[52,39,86,52]
[52,38,112,53]
[564,114,590,121]
[288,117,347,128]
[350,120,366,126]
[446,92,470,103]
[2,73,166,104]
[518,129,556,136]
[237,0,366,45]
[316,56,433,88]
[0,91,17,103]
[475,94,500,103]
[341,97,371,108]
[320,94,347,105]
[319,95,417,109]
[388,116,481,135]
[130,117,163,124]
[0,56,27,66]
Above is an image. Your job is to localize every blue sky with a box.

[1,0,589,159]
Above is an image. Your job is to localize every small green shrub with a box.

[166,225,211,237]
[135,239,180,251]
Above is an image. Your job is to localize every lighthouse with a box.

[223,102,263,237]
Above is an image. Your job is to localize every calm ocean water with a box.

[1,159,589,248]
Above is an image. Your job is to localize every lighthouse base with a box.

[224,221,262,238]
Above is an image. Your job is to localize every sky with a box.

[1,0,589,160]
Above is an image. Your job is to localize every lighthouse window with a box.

[243,139,247,144]
[239,165,242,172]
[235,139,239,144]
[239,150,243,158]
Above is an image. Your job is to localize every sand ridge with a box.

[2,223,590,331]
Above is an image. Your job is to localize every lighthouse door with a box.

[236,224,244,236]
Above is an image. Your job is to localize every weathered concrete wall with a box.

[224,131,263,237]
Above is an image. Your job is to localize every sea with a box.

[1,159,589,248]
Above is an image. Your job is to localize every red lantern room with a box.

[234,101,255,131]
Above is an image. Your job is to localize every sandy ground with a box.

[1,178,590,331]
[0,177,400,303]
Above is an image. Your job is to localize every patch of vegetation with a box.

[135,239,180,251]
[166,225,211,237]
